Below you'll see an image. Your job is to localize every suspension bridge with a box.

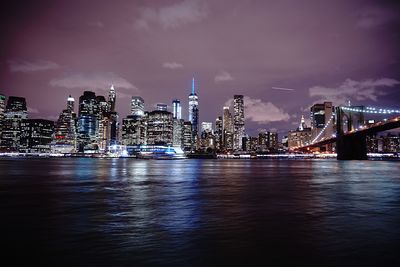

[297,105,400,160]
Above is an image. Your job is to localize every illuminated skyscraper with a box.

[147,110,173,146]
[188,77,199,145]
[200,122,214,150]
[182,121,193,152]
[156,103,168,111]
[173,119,184,148]
[67,95,75,112]
[233,95,245,151]
[131,96,145,117]
[310,102,334,140]
[201,122,213,133]
[172,99,182,120]
[215,116,223,151]
[122,115,147,146]
[1,96,27,151]
[0,94,5,140]
[77,91,99,151]
[20,119,54,153]
[223,106,233,151]
[109,84,116,112]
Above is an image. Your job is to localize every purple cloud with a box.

[8,60,59,73]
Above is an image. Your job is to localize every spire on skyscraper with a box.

[191,77,195,95]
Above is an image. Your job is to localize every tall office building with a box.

[156,103,168,111]
[146,110,173,146]
[53,110,76,145]
[310,102,334,140]
[188,77,199,145]
[109,84,116,112]
[233,95,245,151]
[200,122,214,150]
[79,91,98,117]
[173,119,184,148]
[122,115,147,146]
[288,116,311,151]
[201,122,213,133]
[107,85,119,147]
[0,94,5,141]
[67,95,75,112]
[97,96,109,114]
[77,91,99,151]
[215,116,223,151]
[20,119,54,153]
[182,121,193,152]
[222,106,233,151]
[172,99,182,120]
[1,96,27,151]
[52,95,77,153]
[131,96,145,117]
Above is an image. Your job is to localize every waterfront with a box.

[1,158,399,266]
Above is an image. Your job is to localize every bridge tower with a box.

[336,106,368,160]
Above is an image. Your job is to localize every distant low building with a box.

[288,115,312,151]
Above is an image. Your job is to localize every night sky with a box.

[1,0,400,136]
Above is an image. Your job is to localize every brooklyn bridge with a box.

[297,105,400,160]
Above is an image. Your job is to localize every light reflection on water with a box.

[0,158,399,266]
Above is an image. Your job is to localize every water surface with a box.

[0,158,399,266]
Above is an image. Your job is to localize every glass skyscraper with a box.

[172,99,182,120]
[233,95,245,151]
[131,96,145,117]
[188,78,199,146]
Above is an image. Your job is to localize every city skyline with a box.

[1,0,400,136]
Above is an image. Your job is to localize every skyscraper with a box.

[172,99,182,120]
[107,86,119,147]
[215,116,223,151]
[188,77,199,145]
[20,119,54,153]
[79,91,98,117]
[131,96,145,117]
[233,95,245,151]
[201,122,213,133]
[146,110,173,146]
[182,121,193,152]
[156,103,168,111]
[109,84,116,112]
[77,91,99,151]
[172,118,184,148]
[310,102,334,140]
[122,115,147,146]
[67,95,75,112]
[222,106,233,151]
[1,96,27,151]
[0,94,5,141]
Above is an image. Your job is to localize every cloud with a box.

[215,70,234,82]
[162,62,184,69]
[8,60,59,73]
[135,0,208,30]
[49,72,138,93]
[356,6,399,29]
[309,78,400,105]
[225,96,290,124]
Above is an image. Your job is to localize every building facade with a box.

[1,96,28,151]
[188,78,199,146]
[233,95,245,151]
[146,110,173,146]
[20,119,54,153]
